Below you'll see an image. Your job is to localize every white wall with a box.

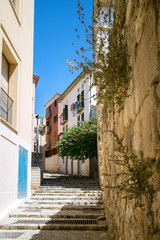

[0,121,31,217]
[45,155,59,173]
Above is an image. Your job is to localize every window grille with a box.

[0,87,13,125]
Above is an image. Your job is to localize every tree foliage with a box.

[55,118,97,161]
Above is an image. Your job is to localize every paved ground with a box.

[0,230,109,240]
[0,173,109,239]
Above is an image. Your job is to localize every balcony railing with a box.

[0,87,13,125]
[46,111,51,118]
[60,113,68,125]
[77,101,84,113]
[47,126,51,133]
[60,105,68,125]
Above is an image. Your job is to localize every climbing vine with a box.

[104,132,158,234]
[67,0,131,112]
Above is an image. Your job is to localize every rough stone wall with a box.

[98,0,160,239]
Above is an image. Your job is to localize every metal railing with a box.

[60,113,68,125]
[0,87,13,125]
[46,111,51,118]
[77,101,84,112]
[47,125,51,133]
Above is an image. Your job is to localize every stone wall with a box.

[98,0,160,239]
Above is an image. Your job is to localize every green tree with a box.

[55,118,97,161]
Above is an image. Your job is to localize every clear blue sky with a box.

[33,0,93,117]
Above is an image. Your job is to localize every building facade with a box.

[58,72,96,176]
[0,0,34,220]
[44,93,61,172]
[32,75,40,152]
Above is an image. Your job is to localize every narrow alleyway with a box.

[0,174,109,240]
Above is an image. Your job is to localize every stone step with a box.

[10,209,105,219]
[0,230,109,240]
[0,174,106,234]
[18,204,104,211]
[30,196,102,201]
[24,200,104,205]
[34,190,102,194]
[33,192,102,197]
[0,218,107,231]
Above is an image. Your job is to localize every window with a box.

[77,115,80,126]
[1,55,13,124]
[77,88,80,93]
[53,115,58,123]
[81,84,84,89]
[11,0,16,9]
[77,94,80,102]
[1,55,9,93]
[81,112,84,121]
[1,38,19,129]
[81,90,84,107]
[54,132,56,139]
[54,99,57,107]
[10,0,21,22]
[46,121,50,126]
[63,105,68,121]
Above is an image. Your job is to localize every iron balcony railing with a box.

[77,101,84,112]
[47,125,51,134]
[46,110,51,118]
[60,105,68,125]
[0,87,13,125]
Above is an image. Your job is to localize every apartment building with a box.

[58,72,97,176]
[0,0,34,220]
[44,93,61,172]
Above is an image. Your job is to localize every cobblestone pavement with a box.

[0,174,109,239]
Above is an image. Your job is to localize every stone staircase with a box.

[0,174,107,233]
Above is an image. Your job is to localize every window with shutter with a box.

[81,90,84,107]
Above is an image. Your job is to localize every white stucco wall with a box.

[0,121,31,220]
[45,155,60,173]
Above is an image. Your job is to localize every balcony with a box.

[46,141,51,149]
[46,111,51,119]
[60,113,68,125]
[47,126,51,134]
[60,105,68,125]
[0,87,13,125]
[77,101,84,113]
